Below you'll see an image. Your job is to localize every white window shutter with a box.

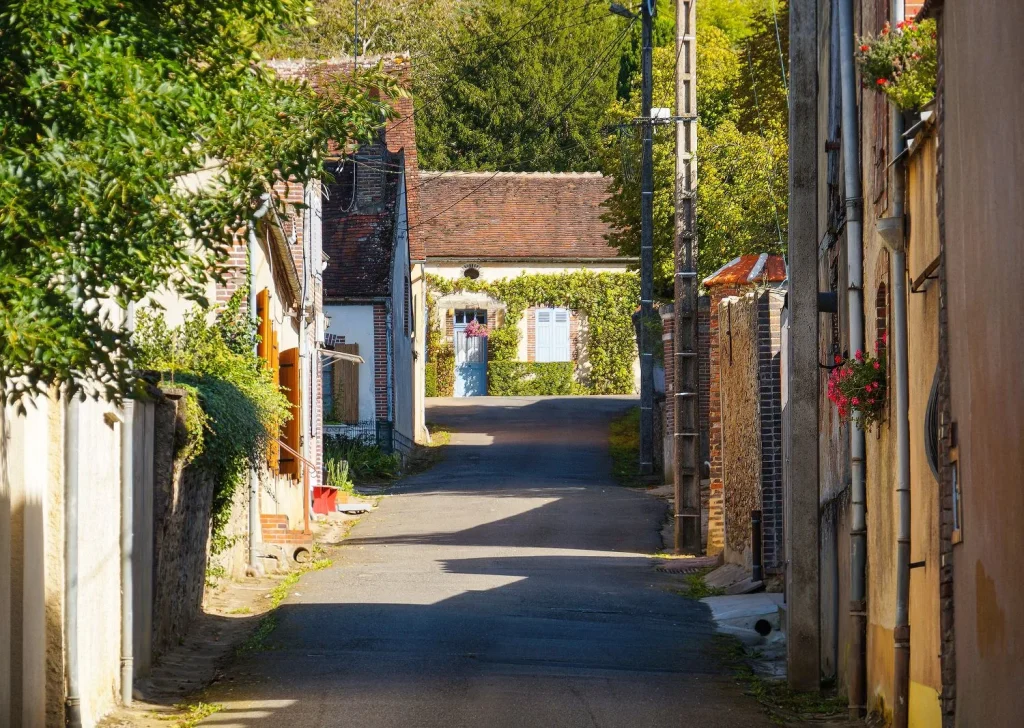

[536,309,570,362]
[554,310,570,362]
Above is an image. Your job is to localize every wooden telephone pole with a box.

[673,0,701,554]
[638,0,656,475]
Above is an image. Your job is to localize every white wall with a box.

[324,304,376,422]
[426,261,630,281]
[391,177,415,447]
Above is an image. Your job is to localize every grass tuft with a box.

[158,702,222,727]
[672,568,726,599]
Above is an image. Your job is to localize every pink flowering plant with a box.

[856,19,937,110]
[827,335,888,428]
[464,319,489,338]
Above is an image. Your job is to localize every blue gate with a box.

[454,330,487,396]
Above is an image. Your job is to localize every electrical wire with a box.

[769,0,790,99]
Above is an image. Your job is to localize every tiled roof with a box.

[322,171,399,300]
[417,172,621,260]
[703,253,787,287]
[266,56,422,260]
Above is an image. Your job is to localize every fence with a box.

[322,419,414,458]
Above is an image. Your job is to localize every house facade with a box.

[419,171,637,396]
[782,1,1024,726]
[320,144,417,454]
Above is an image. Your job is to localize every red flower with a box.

[882,23,891,35]
[834,355,843,364]
[877,78,888,86]
[852,397,860,405]
[873,361,880,370]
[855,349,864,361]
[860,44,870,52]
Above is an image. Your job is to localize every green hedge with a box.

[488,361,576,396]
[434,343,455,397]
[424,362,438,398]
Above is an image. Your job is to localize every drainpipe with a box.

[120,305,135,705]
[248,194,272,570]
[887,4,912,726]
[298,186,312,534]
[64,395,83,728]
[839,0,867,717]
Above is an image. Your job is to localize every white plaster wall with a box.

[391,180,415,446]
[73,398,123,727]
[324,304,376,422]
[426,261,630,281]
[411,265,428,442]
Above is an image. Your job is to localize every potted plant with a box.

[828,335,888,429]
[856,18,937,115]
[464,319,489,338]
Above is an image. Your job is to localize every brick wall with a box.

[706,284,742,554]
[374,303,389,419]
[217,242,248,305]
[757,290,786,573]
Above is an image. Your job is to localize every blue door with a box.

[454,330,487,396]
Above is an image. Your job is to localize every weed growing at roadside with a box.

[158,702,222,728]
[708,635,848,725]
[609,407,643,486]
[673,569,726,599]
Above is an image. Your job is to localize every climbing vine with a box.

[134,289,290,552]
[428,271,639,395]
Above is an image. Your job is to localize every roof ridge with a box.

[419,170,605,179]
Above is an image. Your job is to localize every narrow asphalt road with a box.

[203,397,772,727]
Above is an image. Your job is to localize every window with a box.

[404,277,411,336]
[454,309,487,326]
[536,308,570,362]
[463,266,480,280]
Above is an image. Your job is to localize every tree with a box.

[600,1,788,294]
[413,0,625,171]
[0,0,393,402]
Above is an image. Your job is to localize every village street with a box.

[200,397,772,727]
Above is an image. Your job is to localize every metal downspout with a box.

[889,6,912,726]
[838,0,867,717]
[248,194,272,571]
[120,305,135,706]
[64,395,82,728]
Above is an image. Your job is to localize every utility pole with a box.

[673,0,701,553]
[638,0,655,475]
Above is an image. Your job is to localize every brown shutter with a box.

[332,343,360,424]
[267,325,281,472]
[256,288,271,362]
[279,347,301,479]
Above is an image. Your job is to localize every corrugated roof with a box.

[703,253,787,286]
[417,172,622,260]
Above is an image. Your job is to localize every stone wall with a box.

[719,295,761,567]
[150,391,216,661]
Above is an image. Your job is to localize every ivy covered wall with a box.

[428,271,639,395]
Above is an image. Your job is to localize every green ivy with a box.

[134,290,290,553]
[428,271,639,395]
[424,363,439,398]
[434,343,456,397]
[488,362,577,396]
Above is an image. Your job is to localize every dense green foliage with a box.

[134,291,290,551]
[488,362,577,397]
[0,0,394,402]
[600,1,790,293]
[425,292,455,397]
[424,363,439,398]
[429,271,639,395]
[323,436,400,483]
[413,0,625,171]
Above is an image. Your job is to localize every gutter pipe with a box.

[299,186,312,534]
[839,0,868,717]
[889,4,912,726]
[64,395,82,728]
[248,194,272,571]
[120,304,135,706]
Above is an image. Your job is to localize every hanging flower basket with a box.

[464,320,489,338]
[856,19,937,111]
[828,336,888,429]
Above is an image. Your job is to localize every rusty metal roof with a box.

[702,253,787,287]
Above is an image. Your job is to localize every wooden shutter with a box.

[536,309,552,362]
[256,288,270,362]
[267,325,281,472]
[279,347,301,479]
[553,309,571,362]
[332,343,360,424]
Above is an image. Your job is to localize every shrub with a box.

[434,342,455,397]
[488,361,577,396]
[323,436,399,483]
[424,362,439,398]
